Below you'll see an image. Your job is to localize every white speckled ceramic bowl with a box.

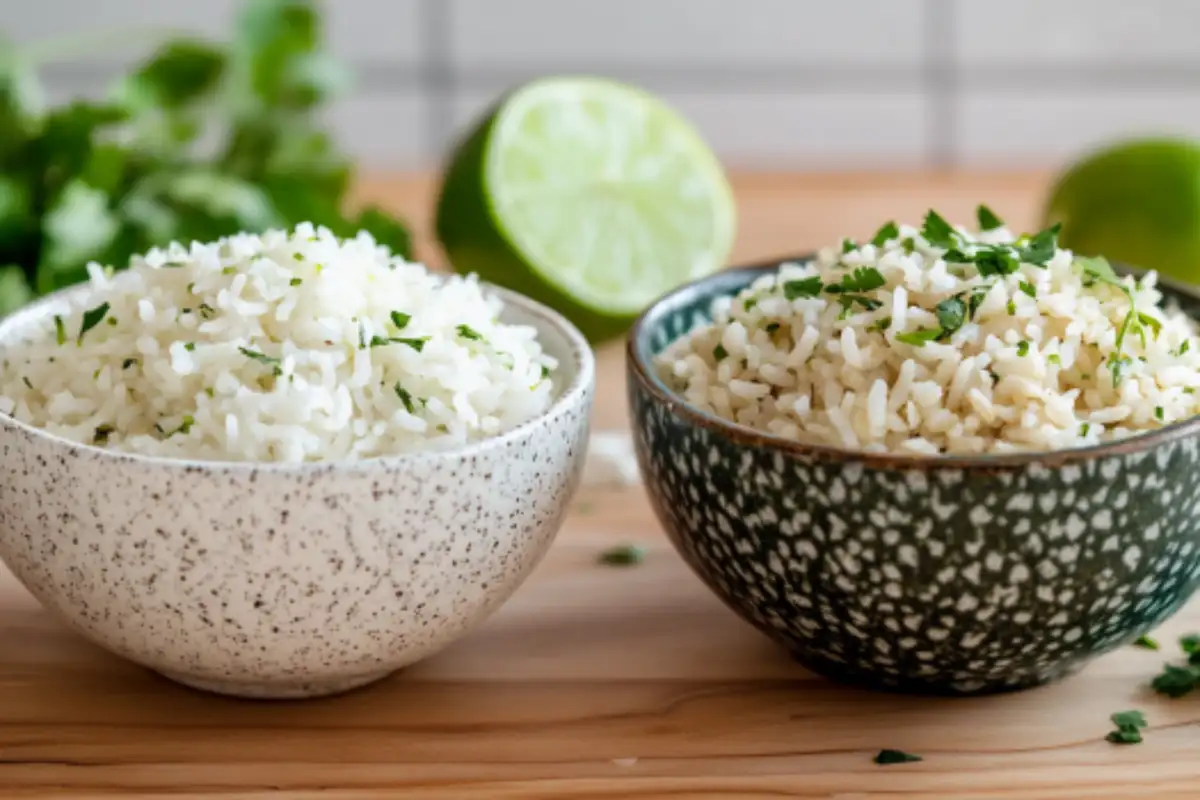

[0,284,594,699]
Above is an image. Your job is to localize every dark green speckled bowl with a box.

[627,257,1200,695]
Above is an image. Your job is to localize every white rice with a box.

[658,214,1200,455]
[0,223,558,462]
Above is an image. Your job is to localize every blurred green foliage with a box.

[0,0,411,315]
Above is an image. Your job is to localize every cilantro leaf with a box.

[394,382,416,414]
[976,204,1004,231]
[825,267,885,294]
[598,544,645,566]
[1133,634,1159,650]
[783,276,823,300]
[77,302,110,343]
[1019,223,1062,266]
[896,328,941,346]
[871,221,899,247]
[934,296,966,338]
[1151,663,1197,698]
[973,247,1020,276]
[873,749,922,765]
[920,210,956,248]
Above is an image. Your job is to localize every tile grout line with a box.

[418,0,456,166]
[923,0,958,169]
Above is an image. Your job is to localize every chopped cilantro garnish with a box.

[713,344,729,361]
[1180,340,1191,355]
[106,316,117,326]
[1018,223,1061,265]
[1152,663,1197,698]
[222,266,236,275]
[186,282,195,293]
[367,335,392,348]
[1079,423,1091,437]
[976,204,1004,231]
[896,328,941,347]
[292,252,304,261]
[1018,280,1036,298]
[78,302,110,344]
[394,337,430,352]
[1137,312,1162,341]
[598,544,646,566]
[161,260,186,268]
[53,315,65,345]
[967,285,990,319]
[156,415,195,438]
[540,365,552,380]
[921,209,956,248]
[743,296,758,311]
[390,311,412,330]
[974,247,1020,276]
[204,387,215,398]
[782,276,823,300]
[1047,354,1062,366]
[902,238,916,254]
[21,376,31,389]
[836,294,883,315]
[1106,710,1147,745]
[93,424,114,445]
[1006,298,1017,316]
[238,347,282,376]
[121,357,139,369]
[871,221,899,247]
[456,324,484,341]
[934,297,966,338]
[825,267,886,295]
[873,749,922,765]
[765,322,781,334]
[841,238,856,254]
[184,342,196,352]
[868,316,892,333]
[1108,353,1133,388]
[1133,634,1159,650]
[1016,341,1030,357]
[394,382,416,414]
[1155,406,1165,422]
[290,278,303,286]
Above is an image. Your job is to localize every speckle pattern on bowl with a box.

[0,286,594,699]
[628,262,1200,695]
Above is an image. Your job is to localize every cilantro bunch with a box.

[0,0,411,316]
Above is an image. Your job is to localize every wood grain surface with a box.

[1,172,1197,799]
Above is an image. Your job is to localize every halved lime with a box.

[435,76,736,342]
[1045,138,1200,286]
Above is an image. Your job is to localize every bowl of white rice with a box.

[628,207,1200,695]
[0,223,594,699]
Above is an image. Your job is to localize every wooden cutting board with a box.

[1,172,1197,799]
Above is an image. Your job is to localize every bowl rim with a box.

[627,253,1200,470]
[0,281,595,473]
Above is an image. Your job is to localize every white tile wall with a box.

[449,0,927,68]
[958,89,1200,164]
[953,0,1200,66]
[5,0,1199,168]
[324,0,422,65]
[325,92,429,169]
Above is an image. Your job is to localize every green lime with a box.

[434,76,736,342]
[1044,138,1200,285]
